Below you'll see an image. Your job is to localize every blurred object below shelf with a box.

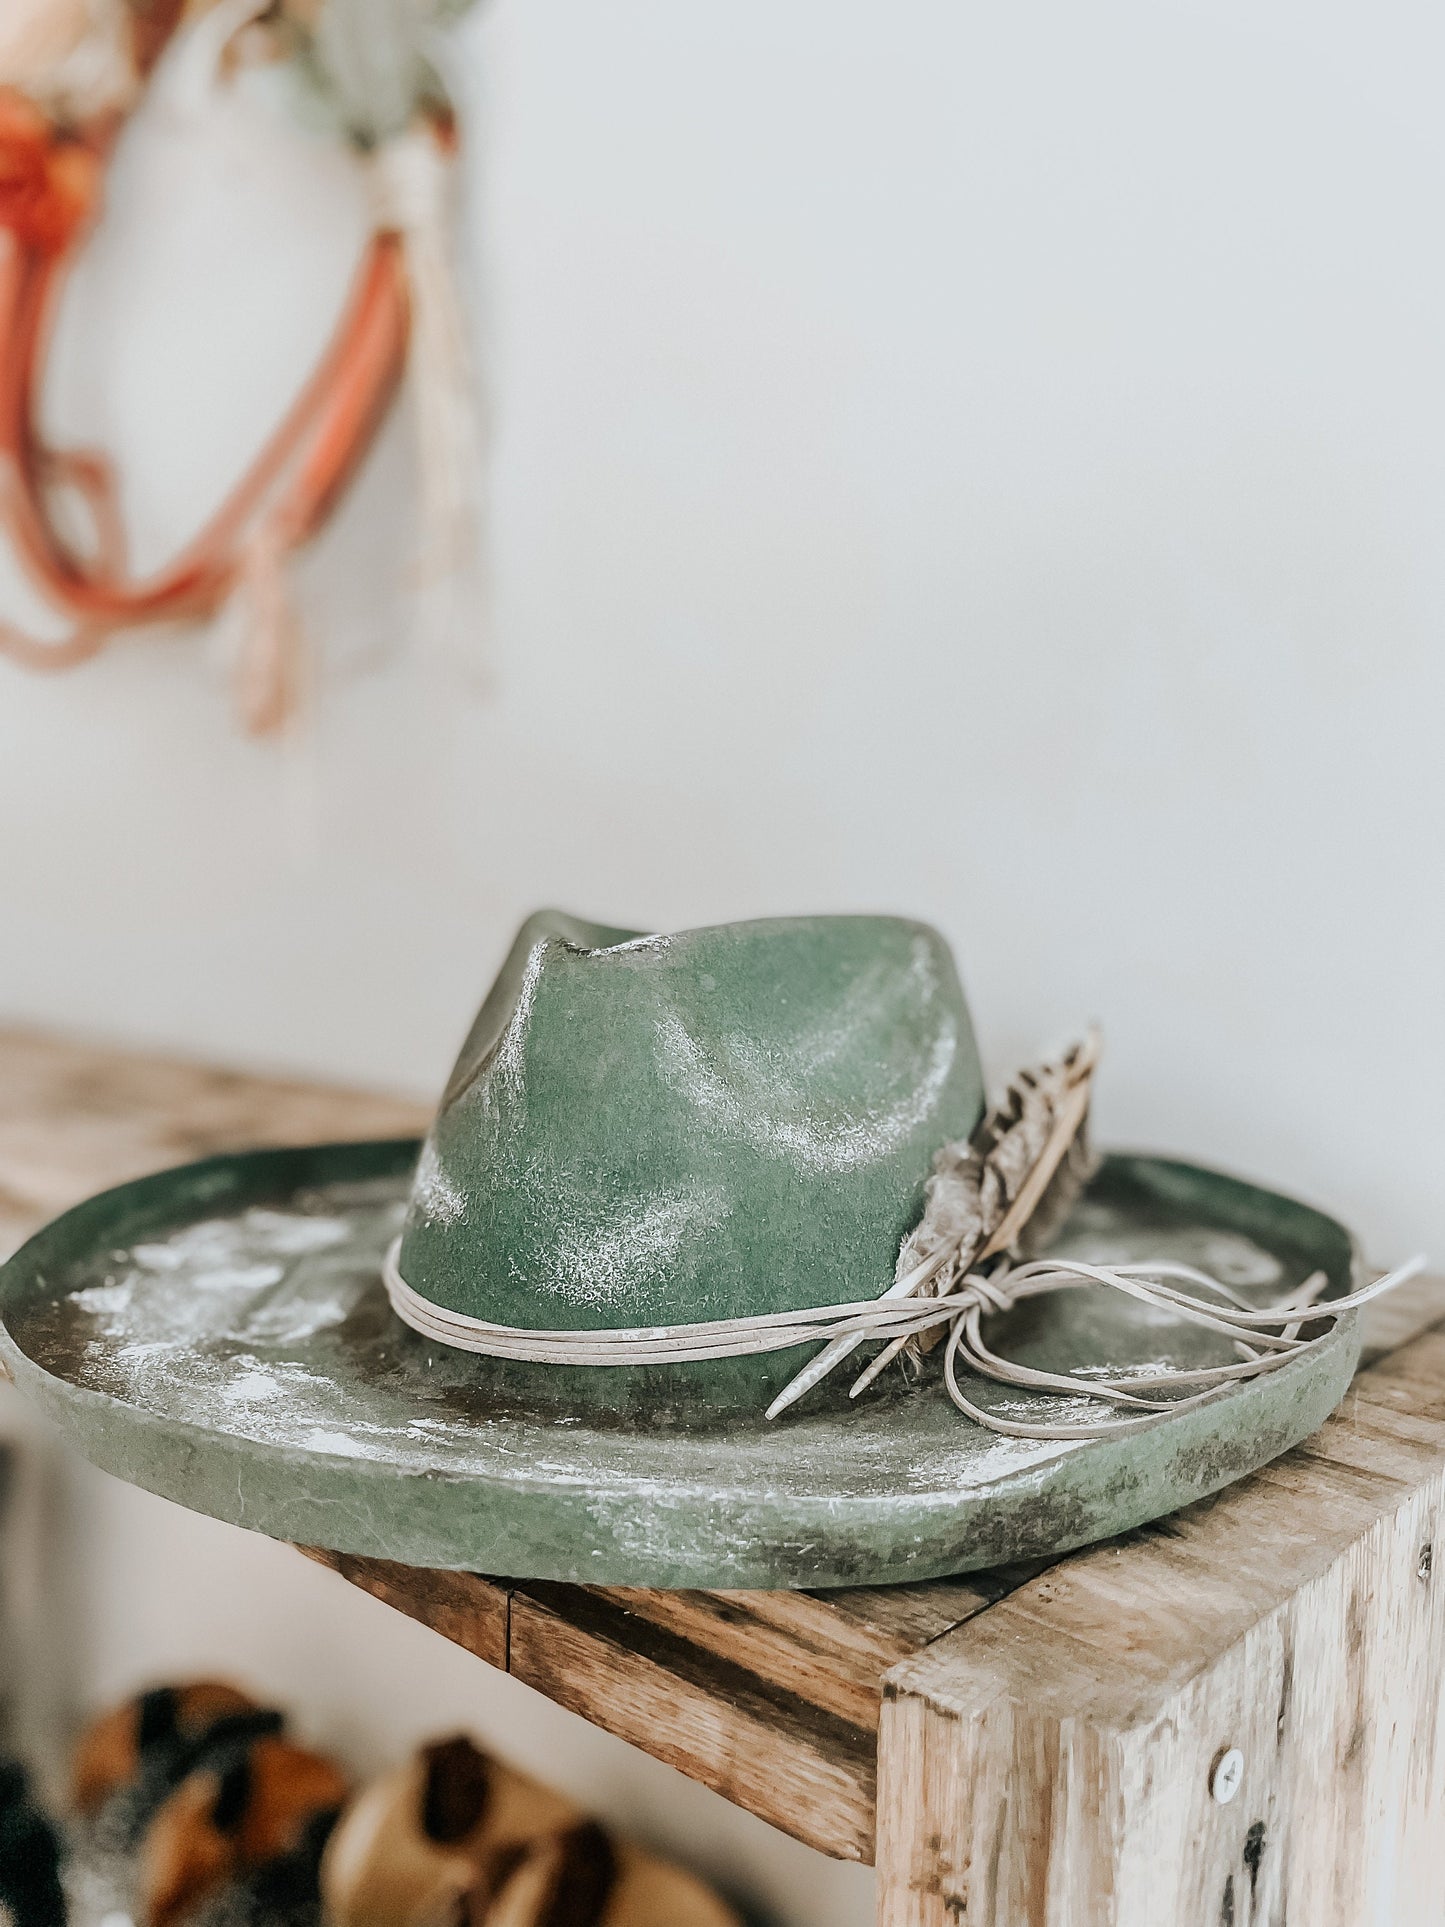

[58,1685,747,1927]
[0,1756,66,1927]
[322,1732,743,1927]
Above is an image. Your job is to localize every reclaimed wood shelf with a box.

[3,1027,1444,1925]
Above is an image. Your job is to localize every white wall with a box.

[3,4,1444,1922]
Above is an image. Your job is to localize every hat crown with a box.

[399,912,984,1399]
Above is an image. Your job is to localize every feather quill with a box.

[765,1031,1101,1419]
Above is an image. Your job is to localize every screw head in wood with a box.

[1210,1747,1245,1805]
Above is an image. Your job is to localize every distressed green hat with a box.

[0,905,1375,1584]
[391,910,985,1417]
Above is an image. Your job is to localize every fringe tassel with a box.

[369,121,482,583]
[232,525,306,737]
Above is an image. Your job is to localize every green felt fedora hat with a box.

[0,904,1380,1584]
[391,910,986,1418]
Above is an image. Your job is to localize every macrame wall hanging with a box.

[0,0,480,732]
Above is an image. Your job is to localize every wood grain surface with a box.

[2,1027,1442,1920]
[0,1026,428,1262]
[876,1327,1445,1925]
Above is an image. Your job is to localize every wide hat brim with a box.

[0,1137,1361,1589]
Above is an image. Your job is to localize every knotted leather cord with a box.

[0,1,412,705]
[381,1236,1426,1439]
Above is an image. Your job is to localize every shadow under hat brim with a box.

[0,1138,1361,1588]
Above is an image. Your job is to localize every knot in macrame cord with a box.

[961,1269,1016,1316]
[367,123,451,231]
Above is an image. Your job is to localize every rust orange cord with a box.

[0,66,412,713]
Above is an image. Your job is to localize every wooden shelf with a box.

[5,1027,1444,1925]
[302,1272,1445,1884]
[296,1552,1023,1862]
